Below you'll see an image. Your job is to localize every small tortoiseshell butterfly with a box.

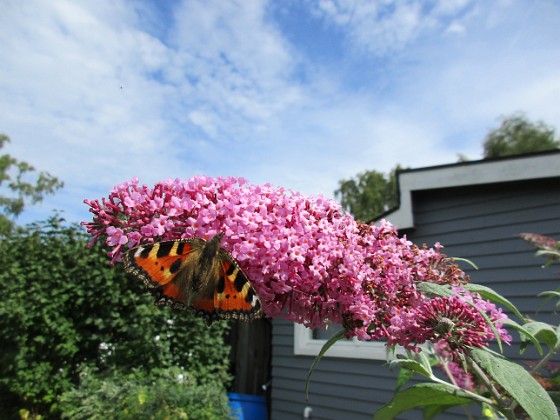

[122,232,263,325]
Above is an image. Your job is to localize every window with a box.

[293,323,390,360]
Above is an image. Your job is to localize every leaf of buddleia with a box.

[535,249,560,259]
[423,403,464,420]
[503,318,543,356]
[395,366,415,391]
[416,282,453,297]
[537,290,560,310]
[470,348,559,420]
[373,383,474,420]
[461,283,526,322]
[390,358,433,379]
[520,321,557,352]
[538,290,560,298]
[305,328,346,400]
[449,257,479,270]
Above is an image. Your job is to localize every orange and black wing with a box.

[123,239,203,309]
[123,238,263,324]
[190,251,262,322]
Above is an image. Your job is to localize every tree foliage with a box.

[0,217,232,418]
[334,166,400,221]
[483,113,560,158]
[0,134,63,234]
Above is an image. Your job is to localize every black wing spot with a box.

[169,258,182,273]
[234,272,247,292]
[176,242,186,254]
[225,263,236,277]
[216,276,225,294]
[139,247,151,259]
[245,289,255,304]
[157,242,174,258]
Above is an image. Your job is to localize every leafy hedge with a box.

[0,217,231,418]
[59,366,234,420]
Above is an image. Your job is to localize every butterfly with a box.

[122,232,263,325]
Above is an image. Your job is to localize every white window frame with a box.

[293,323,390,360]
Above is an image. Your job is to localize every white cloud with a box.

[306,0,474,54]
[168,0,303,135]
[0,0,559,227]
[1,0,180,175]
[444,21,466,35]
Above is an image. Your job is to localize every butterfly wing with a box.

[190,250,262,322]
[123,236,263,324]
[123,239,205,308]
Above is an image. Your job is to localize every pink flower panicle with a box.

[82,176,509,352]
[520,232,559,263]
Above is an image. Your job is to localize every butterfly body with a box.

[123,233,262,324]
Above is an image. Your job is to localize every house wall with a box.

[408,177,560,347]
[271,318,404,420]
[269,176,560,419]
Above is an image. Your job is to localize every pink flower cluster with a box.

[388,288,511,353]
[83,176,510,350]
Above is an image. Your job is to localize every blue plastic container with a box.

[228,392,267,420]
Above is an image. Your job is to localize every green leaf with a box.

[416,282,453,297]
[450,257,479,270]
[423,404,460,420]
[538,290,560,309]
[538,291,560,299]
[461,283,526,322]
[535,249,560,259]
[0,219,233,416]
[305,328,346,399]
[521,321,557,351]
[373,383,473,420]
[395,366,415,391]
[390,358,433,378]
[503,318,543,355]
[470,348,559,419]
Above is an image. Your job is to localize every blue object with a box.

[228,392,267,420]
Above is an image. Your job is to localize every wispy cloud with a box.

[0,0,559,225]
[304,0,473,54]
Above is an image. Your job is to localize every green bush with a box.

[0,217,231,418]
[59,366,234,420]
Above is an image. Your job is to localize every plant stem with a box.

[440,359,475,420]
[467,358,516,420]
[430,375,494,406]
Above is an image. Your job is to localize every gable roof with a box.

[377,150,560,229]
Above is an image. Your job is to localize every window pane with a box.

[311,323,350,340]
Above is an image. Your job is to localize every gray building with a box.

[269,151,560,419]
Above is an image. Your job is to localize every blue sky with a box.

[1,0,560,226]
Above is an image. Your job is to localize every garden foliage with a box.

[0,217,232,418]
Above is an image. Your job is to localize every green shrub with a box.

[59,366,234,420]
[0,217,231,417]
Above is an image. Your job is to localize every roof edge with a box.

[374,151,560,229]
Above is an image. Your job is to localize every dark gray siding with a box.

[271,318,408,420]
[269,177,559,419]
[407,178,560,351]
